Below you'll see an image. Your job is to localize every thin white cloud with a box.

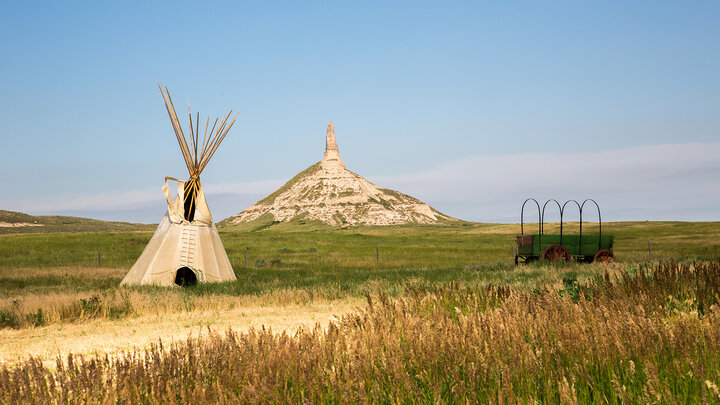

[1,180,283,222]
[2,187,160,213]
[201,180,284,196]
[368,142,720,222]
[2,143,718,223]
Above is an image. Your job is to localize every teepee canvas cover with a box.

[121,85,237,286]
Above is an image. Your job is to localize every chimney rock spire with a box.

[322,121,345,169]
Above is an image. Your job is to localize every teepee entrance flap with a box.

[163,177,212,226]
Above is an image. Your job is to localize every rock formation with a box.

[227,122,455,227]
[322,122,344,170]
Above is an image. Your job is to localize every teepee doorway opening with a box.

[174,267,198,287]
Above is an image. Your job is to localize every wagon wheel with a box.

[593,250,615,263]
[541,245,571,262]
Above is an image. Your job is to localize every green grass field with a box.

[1,219,719,402]
[1,220,718,298]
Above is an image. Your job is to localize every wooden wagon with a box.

[515,199,615,264]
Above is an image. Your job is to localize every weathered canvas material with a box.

[120,180,235,286]
[162,178,212,225]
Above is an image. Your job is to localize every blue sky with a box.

[1,1,718,223]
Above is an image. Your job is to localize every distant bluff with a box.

[226,122,455,227]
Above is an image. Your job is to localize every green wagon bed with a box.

[516,234,614,263]
[515,198,615,264]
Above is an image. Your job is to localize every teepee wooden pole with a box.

[187,105,196,166]
[206,112,237,160]
[200,111,237,173]
[160,86,194,172]
[198,116,223,168]
[159,84,237,177]
[200,117,210,164]
[201,112,230,163]
[162,86,193,170]
[195,112,200,168]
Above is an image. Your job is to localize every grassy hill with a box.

[0,210,154,234]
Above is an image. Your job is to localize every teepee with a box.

[121,85,238,286]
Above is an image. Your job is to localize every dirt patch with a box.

[0,298,362,367]
[0,222,43,228]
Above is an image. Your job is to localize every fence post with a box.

[98,251,101,268]
[245,247,248,267]
[648,240,651,260]
[376,246,379,263]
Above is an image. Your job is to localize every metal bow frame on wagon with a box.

[519,198,609,262]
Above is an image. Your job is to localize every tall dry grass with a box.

[0,287,334,329]
[0,262,588,330]
[2,261,720,403]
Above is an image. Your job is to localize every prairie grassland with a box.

[1,221,718,270]
[0,263,606,330]
[2,261,719,403]
[0,221,718,330]
[0,222,718,402]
